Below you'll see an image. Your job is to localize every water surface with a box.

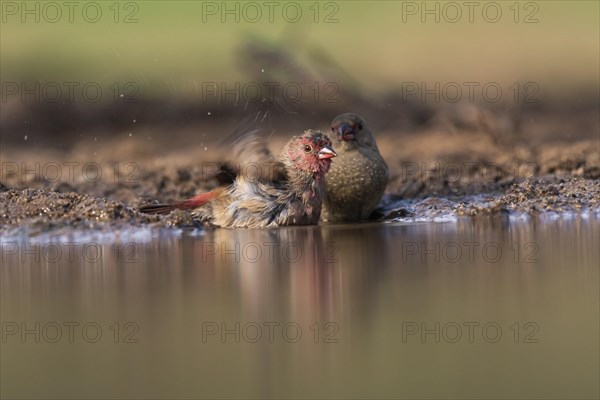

[2,216,599,399]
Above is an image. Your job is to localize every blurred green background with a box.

[1,0,598,99]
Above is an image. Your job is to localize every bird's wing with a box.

[216,129,288,185]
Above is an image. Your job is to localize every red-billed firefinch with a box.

[140,130,337,228]
[321,113,389,222]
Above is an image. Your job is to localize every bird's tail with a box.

[139,188,224,215]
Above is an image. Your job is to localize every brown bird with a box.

[321,113,388,222]
[139,130,337,228]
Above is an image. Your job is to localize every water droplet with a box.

[261,68,265,72]
[128,133,133,137]
[207,112,211,116]
[24,135,28,141]
[133,119,136,123]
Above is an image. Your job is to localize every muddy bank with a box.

[1,101,598,235]
[1,169,598,236]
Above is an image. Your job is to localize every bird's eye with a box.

[303,145,313,153]
[358,123,363,129]
[331,127,335,132]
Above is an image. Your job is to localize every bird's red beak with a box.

[337,123,355,141]
[318,146,337,159]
